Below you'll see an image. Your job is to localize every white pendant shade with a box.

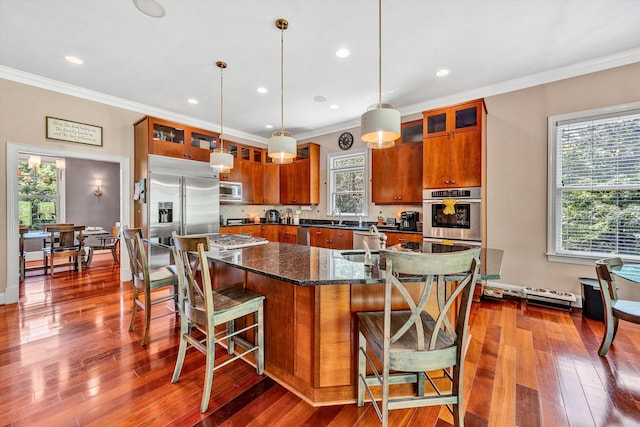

[360,0,400,150]
[210,148,233,173]
[210,61,234,173]
[360,106,401,149]
[268,132,296,164]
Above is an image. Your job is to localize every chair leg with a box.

[357,330,366,407]
[86,248,94,267]
[129,286,139,332]
[256,302,264,375]
[111,246,119,264]
[452,363,464,426]
[599,312,616,356]
[382,360,390,427]
[417,371,426,396]
[141,286,152,346]
[201,324,216,413]
[171,322,189,384]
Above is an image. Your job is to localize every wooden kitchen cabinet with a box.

[280,143,320,205]
[422,99,485,189]
[279,226,298,244]
[309,227,353,249]
[134,116,219,162]
[372,120,423,204]
[262,163,280,204]
[260,224,279,242]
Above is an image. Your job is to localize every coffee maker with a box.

[265,209,280,224]
[399,211,419,231]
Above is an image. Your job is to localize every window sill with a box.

[547,252,640,265]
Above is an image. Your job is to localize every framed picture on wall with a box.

[46,116,103,146]
[133,179,146,204]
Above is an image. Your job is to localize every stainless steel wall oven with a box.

[423,187,482,243]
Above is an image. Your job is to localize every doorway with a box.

[6,142,131,304]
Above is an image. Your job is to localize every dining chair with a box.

[357,248,481,427]
[42,224,83,276]
[595,258,640,356]
[171,233,265,413]
[86,224,121,266]
[122,227,178,346]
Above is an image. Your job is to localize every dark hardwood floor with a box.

[2,254,640,426]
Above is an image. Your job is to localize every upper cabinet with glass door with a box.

[136,116,220,162]
[423,100,483,137]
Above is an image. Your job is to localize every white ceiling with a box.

[1,0,639,144]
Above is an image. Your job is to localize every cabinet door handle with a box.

[445,180,450,184]
[451,180,456,184]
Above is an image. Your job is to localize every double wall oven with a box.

[423,187,482,246]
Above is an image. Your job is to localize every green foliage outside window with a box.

[18,160,59,231]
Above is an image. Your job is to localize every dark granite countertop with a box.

[222,222,421,235]
[205,242,503,286]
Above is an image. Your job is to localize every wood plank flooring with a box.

[2,254,640,426]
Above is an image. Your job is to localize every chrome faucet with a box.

[333,208,343,225]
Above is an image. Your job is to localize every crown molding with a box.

[298,48,640,140]
[0,66,267,144]
[3,47,639,144]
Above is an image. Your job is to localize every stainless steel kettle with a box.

[265,209,280,223]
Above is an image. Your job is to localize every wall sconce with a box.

[28,155,41,170]
[94,179,103,196]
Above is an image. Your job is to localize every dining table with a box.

[21,226,109,274]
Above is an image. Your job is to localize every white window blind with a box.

[552,107,640,259]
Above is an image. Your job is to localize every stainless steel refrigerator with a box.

[147,155,220,267]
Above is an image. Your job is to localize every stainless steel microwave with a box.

[220,181,242,202]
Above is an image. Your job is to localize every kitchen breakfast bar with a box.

[203,241,503,406]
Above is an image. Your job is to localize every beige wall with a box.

[1,79,141,300]
[485,62,640,299]
[3,62,640,303]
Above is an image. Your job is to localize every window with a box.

[328,150,367,216]
[18,156,64,231]
[548,102,640,262]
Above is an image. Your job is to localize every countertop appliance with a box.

[220,181,242,202]
[399,211,419,231]
[265,209,280,224]
[147,155,220,267]
[423,187,481,243]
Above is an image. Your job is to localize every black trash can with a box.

[580,277,604,321]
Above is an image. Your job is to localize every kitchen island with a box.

[205,242,502,406]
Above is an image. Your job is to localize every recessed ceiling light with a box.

[330,104,340,110]
[132,0,166,18]
[65,55,83,65]
[188,98,198,104]
[335,48,351,58]
[313,95,327,103]
[265,124,273,129]
[436,69,450,77]
[257,87,268,94]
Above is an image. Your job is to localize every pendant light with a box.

[209,61,234,173]
[360,0,400,149]
[268,18,296,164]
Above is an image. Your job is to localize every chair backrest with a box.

[595,258,623,312]
[171,233,212,323]
[44,224,80,250]
[122,228,150,285]
[380,248,481,353]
